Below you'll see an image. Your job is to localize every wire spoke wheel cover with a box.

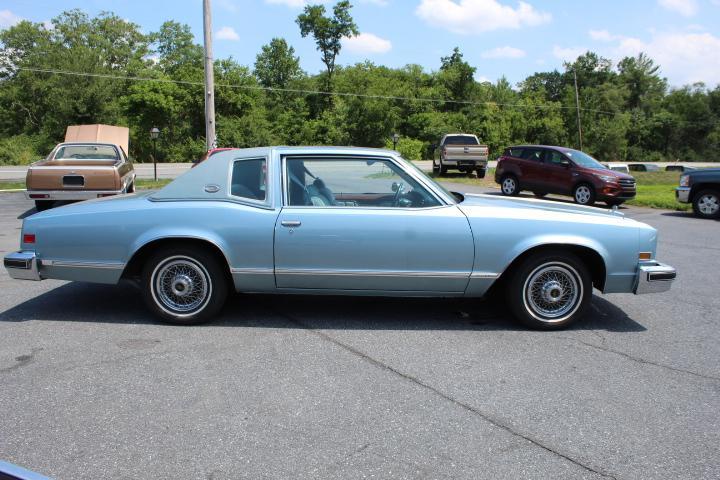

[523,262,583,323]
[151,256,213,316]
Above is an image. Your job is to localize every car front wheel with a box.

[506,251,591,330]
[692,189,720,219]
[142,247,228,324]
[573,184,596,206]
[500,175,519,196]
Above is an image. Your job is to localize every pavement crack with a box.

[0,347,43,373]
[559,336,720,382]
[273,310,617,480]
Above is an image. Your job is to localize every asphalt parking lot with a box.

[0,189,718,480]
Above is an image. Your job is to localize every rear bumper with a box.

[441,158,488,168]
[675,187,690,203]
[25,189,125,201]
[4,251,41,281]
[633,261,676,294]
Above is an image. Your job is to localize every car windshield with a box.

[563,149,606,169]
[54,145,118,160]
[398,155,457,204]
[444,136,479,145]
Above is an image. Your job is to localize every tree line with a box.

[1,4,719,165]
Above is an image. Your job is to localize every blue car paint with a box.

[14,146,659,297]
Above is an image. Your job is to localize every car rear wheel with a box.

[34,200,53,211]
[432,159,440,175]
[692,189,720,219]
[500,175,519,196]
[440,163,448,175]
[141,247,228,325]
[476,167,486,179]
[126,181,135,194]
[506,251,591,330]
[573,184,596,206]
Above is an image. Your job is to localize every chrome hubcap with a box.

[698,194,719,215]
[575,186,591,204]
[153,257,211,315]
[524,263,582,322]
[502,178,516,194]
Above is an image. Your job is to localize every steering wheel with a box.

[392,182,406,207]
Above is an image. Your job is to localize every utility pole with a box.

[203,0,216,151]
[573,68,583,151]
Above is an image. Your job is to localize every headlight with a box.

[596,174,616,183]
[679,175,689,187]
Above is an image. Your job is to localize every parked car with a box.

[665,165,696,173]
[4,146,675,330]
[192,147,240,168]
[495,145,637,206]
[676,168,720,219]
[608,163,630,174]
[25,124,135,211]
[628,163,660,172]
[432,134,489,178]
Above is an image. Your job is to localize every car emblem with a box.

[464,147,469,153]
[204,184,221,193]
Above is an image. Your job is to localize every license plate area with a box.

[63,175,85,187]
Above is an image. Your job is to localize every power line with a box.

[8,66,720,126]
[12,66,621,115]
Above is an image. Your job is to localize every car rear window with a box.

[230,158,267,201]
[55,145,119,160]
[443,136,479,146]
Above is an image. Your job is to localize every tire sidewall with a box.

[141,247,228,324]
[506,251,592,330]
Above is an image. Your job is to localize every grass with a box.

[0,178,173,192]
[0,168,689,211]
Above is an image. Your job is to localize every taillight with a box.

[23,234,35,244]
[28,194,49,199]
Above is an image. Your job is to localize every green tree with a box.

[254,38,303,90]
[296,1,358,95]
[438,47,476,111]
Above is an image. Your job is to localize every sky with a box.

[2,0,720,88]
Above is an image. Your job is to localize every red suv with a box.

[495,145,636,206]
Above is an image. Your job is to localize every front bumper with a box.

[634,261,676,294]
[25,189,125,201]
[675,187,690,203]
[4,251,41,281]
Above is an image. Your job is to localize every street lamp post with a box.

[150,127,160,182]
[392,133,400,150]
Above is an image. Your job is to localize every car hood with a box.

[458,193,627,221]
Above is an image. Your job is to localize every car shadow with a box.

[0,281,646,333]
[660,211,711,220]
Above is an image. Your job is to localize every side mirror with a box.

[561,160,571,168]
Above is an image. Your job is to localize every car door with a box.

[541,149,576,194]
[517,147,545,190]
[274,155,475,293]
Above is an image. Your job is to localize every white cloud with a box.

[474,73,492,83]
[360,0,389,5]
[552,45,587,62]
[0,9,22,29]
[416,0,551,35]
[658,0,698,16]
[589,29,620,42]
[480,46,526,59]
[614,32,720,85]
[215,26,240,41]
[342,32,392,54]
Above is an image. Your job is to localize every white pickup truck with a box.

[432,134,489,178]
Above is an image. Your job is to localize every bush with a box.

[384,137,426,161]
[0,135,42,165]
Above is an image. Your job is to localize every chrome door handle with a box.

[281,220,301,228]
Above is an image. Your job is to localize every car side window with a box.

[544,150,568,166]
[230,158,266,201]
[521,148,543,162]
[507,148,525,158]
[285,157,441,209]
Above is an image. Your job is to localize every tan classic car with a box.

[26,125,136,211]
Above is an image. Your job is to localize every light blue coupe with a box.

[4,147,676,329]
